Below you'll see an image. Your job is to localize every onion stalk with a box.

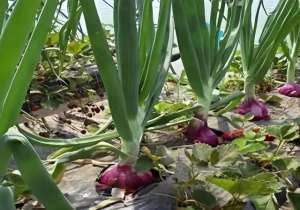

[80,0,173,191]
[237,0,300,120]
[172,0,245,145]
[279,24,300,98]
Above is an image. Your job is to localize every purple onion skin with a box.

[278,83,300,98]
[185,118,219,146]
[234,97,270,121]
[96,164,155,193]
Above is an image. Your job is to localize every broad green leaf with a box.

[251,195,277,210]
[134,155,154,172]
[67,39,88,54]
[210,150,220,166]
[234,162,261,178]
[232,131,267,154]
[272,157,300,171]
[239,142,266,154]
[192,144,239,167]
[214,144,239,166]
[191,188,217,209]
[207,177,236,193]
[266,124,297,140]
[154,101,190,114]
[192,144,213,163]
[208,173,282,196]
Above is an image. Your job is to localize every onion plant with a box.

[80,0,174,191]
[278,23,300,98]
[172,0,245,145]
[236,0,300,120]
[0,0,72,209]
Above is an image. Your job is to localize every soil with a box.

[15,89,299,210]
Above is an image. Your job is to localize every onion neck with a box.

[120,138,141,165]
[196,87,213,120]
[195,108,209,122]
[244,79,256,100]
[287,36,299,83]
[287,57,296,84]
